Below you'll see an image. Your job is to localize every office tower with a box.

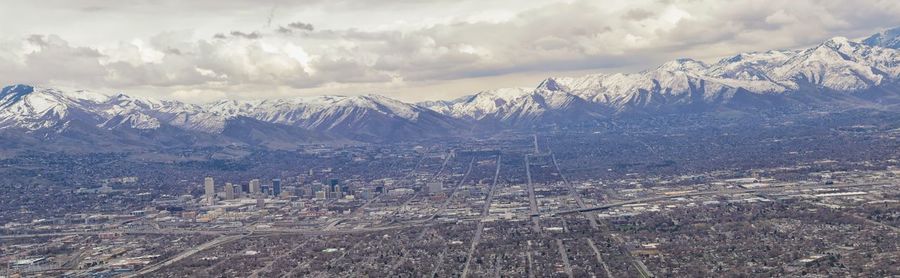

[249,179,261,194]
[328,179,339,193]
[204,177,215,205]
[224,183,234,200]
[241,183,249,194]
[256,195,265,209]
[328,190,342,199]
[310,182,323,199]
[272,178,282,197]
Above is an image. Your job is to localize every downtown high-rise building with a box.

[204,177,215,205]
[249,179,261,195]
[328,178,339,193]
[272,178,282,197]
[224,183,235,200]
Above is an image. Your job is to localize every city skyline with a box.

[1,1,899,277]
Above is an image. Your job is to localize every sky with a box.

[1,0,899,103]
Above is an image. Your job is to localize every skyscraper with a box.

[224,183,234,200]
[328,179,339,193]
[272,178,282,197]
[249,179,261,195]
[204,177,215,205]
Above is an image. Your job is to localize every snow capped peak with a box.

[425,28,900,120]
[420,87,534,120]
[537,78,564,91]
[862,26,900,49]
[335,94,420,120]
[655,58,708,73]
[35,86,110,103]
[461,88,531,104]
[0,84,109,130]
[419,87,594,124]
[2,28,900,138]
[111,93,131,99]
[0,84,445,135]
[765,34,899,91]
[706,50,797,83]
[482,87,534,99]
[107,93,167,109]
[825,36,851,46]
[816,36,861,55]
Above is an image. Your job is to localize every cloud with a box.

[1,0,899,102]
[277,21,315,35]
[229,31,261,39]
[623,9,655,21]
[276,27,293,34]
[0,35,108,87]
[286,21,314,31]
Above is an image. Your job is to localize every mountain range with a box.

[2,27,900,150]
[421,29,900,126]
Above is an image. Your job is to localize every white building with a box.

[224,183,235,200]
[204,177,215,205]
[249,179,261,195]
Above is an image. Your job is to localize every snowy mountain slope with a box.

[423,27,900,123]
[221,94,422,130]
[547,37,898,108]
[769,37,899,92]
[419,87,606,126]
[420,88,532,120]
[0,85,109,131]
[863,26,900,49]
[2,27,900,147]
[0,84,466,145]
[179,94,465,141]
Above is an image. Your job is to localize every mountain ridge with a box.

[2,27,900,149]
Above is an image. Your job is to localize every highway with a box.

[551,152,598,230]
[547,181,891,217]
[127,234,244,277]
[0,220,432,240]
[551,150,650,277]
[4,183,887,241]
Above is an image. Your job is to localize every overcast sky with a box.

[1,0,899,103]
